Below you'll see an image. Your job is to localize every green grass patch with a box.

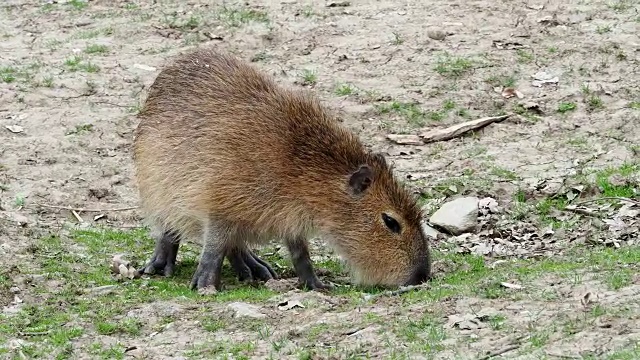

[334,83,356,96]
[0,63,40,84]
[516,49,534,63]
[300,69,317,86]
[557,102,577,113]
[398,244,640,307]
[218,6,269,27]
[64,56,100,73]
[376,101,427,126]
[486,74,517,88]
[434,54,474,78]
[84,44,109,55]
[0,67,17,83]
[594,163,638,198]
[2,223,639,358]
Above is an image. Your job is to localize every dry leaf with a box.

[501,87,524,99]
[531,71,559,87]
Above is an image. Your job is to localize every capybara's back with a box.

[133,47,431,292]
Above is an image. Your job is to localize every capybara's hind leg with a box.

[227,247,278,282]
[139,230,181,277]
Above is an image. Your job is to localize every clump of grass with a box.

[490,166,518,181]
[68,0,88,10]
[486,74,517,88]
[557,102,577,113]
[300,6,315,17]
[391,32,403,45]
[64,56,100,73]
[516,49,534,63]
[580,85,604,111]
[594,163,638,198]
[166,14,201,31]
[0,64,39,84]
[0,67,16,83]
[335,83,356,96]
[596,25,612,34]
[250,51,269,62]
[66,123,94,135]
[586,95,604,110]
[41,76,54,88]
[75,29,101,39]
[376,101,427,126]
[218,6,269,27]
[442,99,456,111]
[513,103,541,122]
[434,54,474,78]
[427,111,445,121]
[609,0,633,12]
[300,69,317,86]
[84,44,109,55]
[535,198,567,227]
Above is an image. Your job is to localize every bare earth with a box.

[1,0,639,359]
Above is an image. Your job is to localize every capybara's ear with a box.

[348,165,373,195]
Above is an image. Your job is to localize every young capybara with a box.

[132,47,431,292]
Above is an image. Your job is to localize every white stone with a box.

[429,197,479,235]
[227,302,266,319]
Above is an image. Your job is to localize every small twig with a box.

[46,92,93,100]
[36,204,138,212]
[478,344,520,360]
[562,206,598,217]
[573,197,640,207]
[91,101,130,108]
[71,210,84,223]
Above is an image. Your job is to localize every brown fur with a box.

[133,47,430,287]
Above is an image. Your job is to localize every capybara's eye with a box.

[382,213,401,234]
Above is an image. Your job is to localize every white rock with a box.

[429,197,479,235]
[227,302,266,319]
[421,222,441,239]
[479,197,500,214]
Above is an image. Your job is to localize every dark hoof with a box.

[139,231,180,277]
[190,264,221,291]
[228,249,278,282]
[138,258,176,277]
[299,279,334,292]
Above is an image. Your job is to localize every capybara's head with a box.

[323,153,431,287]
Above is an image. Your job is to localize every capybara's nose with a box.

[404,261,431,286]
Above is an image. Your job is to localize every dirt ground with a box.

[1,0,639,359]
